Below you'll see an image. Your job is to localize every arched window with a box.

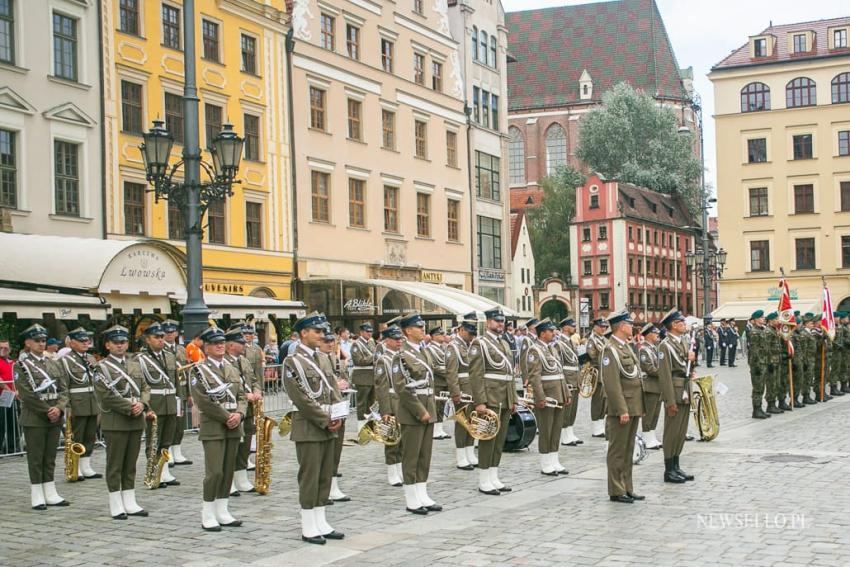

[740,82,771,112]
[490,36,497,68]
[544,124,567,175]
[480,31,488,64]
[832,72,850,104]
[508,126,525,185]
[786,77,817,108]
[471,26,478,61]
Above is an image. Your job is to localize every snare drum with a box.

[503,406,537,452]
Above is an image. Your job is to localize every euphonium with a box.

[277,410,294,437]
[450,404,500,441]
[143,414,170,489]
[357,404,401,446]
[691,374,720,441]
[253,397,277,495]
[578,362,599,398]
[64,415,86,482]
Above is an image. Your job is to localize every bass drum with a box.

[503,406,537,452]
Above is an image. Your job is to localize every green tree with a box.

[575,82,703,211]
[527,166,586,285]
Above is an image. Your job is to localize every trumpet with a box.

[518,385,564,409]
[435,391,473,403]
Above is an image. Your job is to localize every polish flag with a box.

[778,274,794,356]
[822,282,835,340]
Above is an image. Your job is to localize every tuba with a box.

[691,375,719,441]
[450,404,500,441]
[277,410,294,437]
[143,414,170,489]
[64,415,86,482]
[253,397,277,495]
[357,403,401,446]
[578,363,598,398]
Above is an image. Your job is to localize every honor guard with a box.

[426,327,451,440]
[58,327,102,480]
[191,327,247,532]
[600,311,645,503]
[526,319,570,475]
[747,310,770,418]
[586,318,609,438]
[137,323,180,487]
[17,324,69,510]
[223,326,261,495]
[445,313,478,470]
[469,307,517,496]
[800,314,818,405]
[658,309,695,484]
[637,324,663,450]
[554,318,583,446]
[391,313,441,515]
[791,317,807,408]
[94,325,150,519]
[316,328,350,503]
[161,319,192,465]
[283,313,345,544]
[375,324,405,485]
[350,323,377,428]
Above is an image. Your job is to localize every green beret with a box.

[765,311,778,321]
[751,309,765,319]
[802,313,813,322]
[793,310,800,316]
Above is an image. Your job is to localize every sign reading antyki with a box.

[421,271,444,284]
[204,283,245,295]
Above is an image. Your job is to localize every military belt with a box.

[562,365,579,372]
[542,374,563,381]
[40,393,59,401]
[222,402,238,410]
[483,373,512,381]
[457,372,469,378]
[414,388,434,395]
[69,386,94,394]
[352,365,373,370]
[150,388,176,395]
[388,388,396,394]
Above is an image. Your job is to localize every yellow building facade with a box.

[101,0,294,300]
[710,17,850,315]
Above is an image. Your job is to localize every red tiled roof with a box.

[510,187,543,212]
[712,16,850,70]
[510,210,524,257]
[506,0,688,111]
[616,182,692,227]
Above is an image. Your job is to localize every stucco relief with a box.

[432,0,451,35]
[386,241,408,266]
[292,0,314,41]
[449,51,464,99]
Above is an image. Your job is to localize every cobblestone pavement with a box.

[3,359,850,566]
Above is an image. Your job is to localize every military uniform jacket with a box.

[518,335,535,380]
[586,332,607,369]
[58,351,99,416]
[225,352,261,418]
[317,351,344,401]
[390,341,437,425]
[350,336,377,386]
[426,343,448,388]
[164,341,190,400]
[469,331,517,409]
[527,339,569,405]
[190,357,246,441]
[374,347,399,416]
[600,336,644,417]
[244,344,264,386]
[137,347,178,416]
[747,325,765,366]
[553,336,580,389]
[445,336,472,399]
[16,354,68,427]
[765,326,785,365]
[283,344,340,442]
[658,334,689,407]
[638,342,661,395]
[95,355,150,431]
[791,329,806,368]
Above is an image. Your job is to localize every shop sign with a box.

[204,283,245,295]
[767,287,798,301]
[99,244,184,296]
[421,271,443,284]
[343,298,375,313]
[479,269,505,282]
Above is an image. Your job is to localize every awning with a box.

[712,298,821,320]
[0,288,110,320]
[179,293,306,319]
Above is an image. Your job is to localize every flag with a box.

[822,283,835,340]
[778,274,795,355]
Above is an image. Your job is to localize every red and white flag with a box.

[822,282,835,340]
[778,274,795,355]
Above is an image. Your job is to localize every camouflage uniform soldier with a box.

[813,317,832,402]
[791,320,807,408]
[831,313,848,397]
[747,310,770,419]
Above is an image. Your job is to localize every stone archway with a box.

[540,298,569,322]
[534,276,573,318]
[837,297,850,313]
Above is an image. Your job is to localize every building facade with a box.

[448,0,511,306]
[710,17,850,314]
[569,174,697,322]
[510,209,534,317]
[0,0,103,237]
[101,0,295,299]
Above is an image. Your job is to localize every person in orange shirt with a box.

[186,333,206,363]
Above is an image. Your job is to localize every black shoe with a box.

[626,492,645,501]
[165,480,181,486]
[556,469,569,476]
[591,433,605,438]
[541,470,559,477]
[173,460,193,466]
[326,500,334,506]
[610,494,634,503]
[406,506,429,514]
[674,457,694,481]
[220,520,243,527]
[302,534,326,545]
[127,509,148,517]
[47,500,70,507]
[334,473,342,478]
[766,406,782,414]
[707,365,713,368]
[778,400,792,411]
[843,384,850,394]
[806,395,818,404]
[457,464,474,471]
[32,504,47,511]
[575,439,584,445]
[664,471,686,483]
[332,495,351,502]
[832,388,845,397]
[752,408,770,419]
[562,441,578,446]
[729,364,736,368]
[824,394,833,401]
[685,434,695,441]
[391,481,402,487]
[424,504,442,512]
[793,399,805,408]
[202,524,220,531]
[112,513,127,520]
[478,488,500,496]
[322,530,345,540]
[497,486,512,492]
[230,491,240,497]
[83,473,103,479]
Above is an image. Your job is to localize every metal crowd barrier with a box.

[0,400,24,457]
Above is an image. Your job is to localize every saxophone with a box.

[253,397,277,495]
[64,415,86,482]
[143,414,170,489]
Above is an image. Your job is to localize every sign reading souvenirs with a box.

[204,283,245,295]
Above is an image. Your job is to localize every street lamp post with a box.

[140,0,243,340]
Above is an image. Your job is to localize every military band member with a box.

[283,313,345,544]
[526,319,570,475]
[426,327,451,440]
[223,327,261,495]
[469,307,517,496]
[390,312,441,515]
[658,310,695,484]
[518,318,539,383]
[350,324,377,428]
[554,318,583,446]
[192,327,246,532]
[95,325,149,519]
[375,325,405,486]
[600,311,645,503]
[586,318,609,438]
[58,327,101,480]
[445,313,478,470]
[317,328,350,503]
[162,319,192,465]
[637,324,663,450]
[137,323,180,487]
[17,324,69,510]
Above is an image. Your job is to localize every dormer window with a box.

[835,29,848,49]
[754,37,767,57]
[793,33,806,53]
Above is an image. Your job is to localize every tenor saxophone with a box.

[143,414,170,489]
[253,397,277,495]
[64,414,86,482]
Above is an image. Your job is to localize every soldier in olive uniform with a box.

[469,307,517,496]
[526,319,570,475]
[553,318,582,447]
[637,323,663,450]
[747,310,770,418]
[586,318,609,438]
[375,325,405,485]
[58,327,101,480]
[600,311,645,503]
[137,323,180,487]
[162,319,192,465]
[791,318,807,408]
[830,312,847,397]
[445,313,478,470]
[192,327,247,532]
[17,324,69,510]
[801,315,818,404]
[518,318,539,381]
[658,310,695,484]
[391,312,442,515]
[317,328,350,503]
[94,325,150,519]
[764,312,787,413]
[426,327,450,440]
[841,314,850,394]
[812,316,832,401]
[223,327,261,495]
[241,324,264,471]
[350,324,377,427]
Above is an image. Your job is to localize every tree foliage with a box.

[527,166,586,284]
[575,82,703,211]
